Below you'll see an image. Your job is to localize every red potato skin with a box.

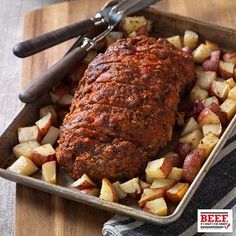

[207,102,219,114]
[31,152,55,166]
[202,50,220,72]
[135,25,149,36]
[164,152,183,167]
[219,62,234,79]
[175,143,192,160]
[185,99,204,119]
[223,52,236,64]
[206,103,228,125]
[161,158,173,177]
[183,149,205,183]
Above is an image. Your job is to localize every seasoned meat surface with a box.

[56,36,195,181]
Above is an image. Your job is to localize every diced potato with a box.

[205,40,220,52]
[196,71,216,90]
[150,178,175,190]
[18,126,41,143]
[179,129,203,149]
[139,180,151,190]
[220,98,236,120]
[192,44,211,63]
[71,173,97,190]
[119,177,141,194]
[166,182,189,202]
[166,35,182,49]
[211,80,230,100]
[40,105,57,125]
[112,181,127,200]
[7,156,38,176]
[167,167,183,181]
[145,158,172,179]
[181,117,199,136]
[35,112,52,136]
[190,85,209,101]
[197,108,221,126]
[198,133,219,158]
[13,141,40,159]
[182,149,205,182]
[183,30,199,49]
[202,123,222,137]
[228,87,236,100]
[223,52,236,64]
[143,197,168,216]
[139,188,165,207]
[122,16,147,34]
[219,60,235,79]
[31,144,56,166]
[225,78,236,89]
[41,126,60,146]
[203,96,219,107]
[99,178,118,202]
[42,160,56,184]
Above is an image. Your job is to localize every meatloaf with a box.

[56,36,195,181]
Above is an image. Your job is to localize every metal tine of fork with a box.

[101,0,120,10]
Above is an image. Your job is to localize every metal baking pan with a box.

[1,8,236,225]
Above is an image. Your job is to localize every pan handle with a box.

[19,45,89,103]
[13,18,102,58]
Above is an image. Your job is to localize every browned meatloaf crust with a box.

[56,36,195,181]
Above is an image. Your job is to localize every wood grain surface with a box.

[16,0,236,236]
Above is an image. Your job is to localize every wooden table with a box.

[13,0,236,235]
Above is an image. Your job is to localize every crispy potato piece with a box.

[166,35,182,49]
[197,108,221,126]
[42,160,56,184]
[99,178,118,202]
[196,71,216,90]
[112,181,127,200]
[203,96,219,107]
[202,123,222,137]
[41,126,60,146]
[139,188,165,207]
[179,129,203,150]
[219,60,235,79]
[167,167,183,181]
[202,50,220,72]
[150,179,176,190]
[166,183,189,202]
[143,197,168,216]
[228,87,236,100]
[223,52,236,64]
[35,112,52,136]
[190,85,209,101]
[71,173,97,190]
[198,133,219,158]
[31,144,56,166]
[8,156,38,176]
[192,44,211,63]
[139,180,151,190]
[13,141,40,159]
[145,158,172,179]
[18,126,41,143]
[181,117,199,136]
[220,98,236,120]
[40,105,57,125]
[211,80,230,100]
[183,30,199,49]
[119,177,141,195]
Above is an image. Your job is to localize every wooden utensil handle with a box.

[19,46,88,103]
[13,19,96,58]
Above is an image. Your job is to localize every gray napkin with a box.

[103,130,236,236]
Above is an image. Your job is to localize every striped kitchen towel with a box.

[103,129,236,236]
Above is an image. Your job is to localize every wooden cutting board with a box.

[17,0,236,235]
